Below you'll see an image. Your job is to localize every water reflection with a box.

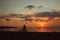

[38,27,54,32]
[0,26,60,32]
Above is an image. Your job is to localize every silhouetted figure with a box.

[22,25,27,32]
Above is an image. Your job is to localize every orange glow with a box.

[39,22,47,27]
[39,17,49,20]
[40,23,44,26]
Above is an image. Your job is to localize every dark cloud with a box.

[0,11,60,22]
[8,14,25,18]
[24,5,35,9]
[38,5,43,8]
[25,18,32,21]
[0,12,60,18]
[34,12,60,17]
[32,11,60,21]
[0,13,32,19]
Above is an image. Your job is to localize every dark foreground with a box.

[0,32,60,40]
[0,26,60,40]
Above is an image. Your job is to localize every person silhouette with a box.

[22,25,27,32]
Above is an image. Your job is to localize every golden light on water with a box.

[37,22,48,32]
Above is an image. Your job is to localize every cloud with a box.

[34,12,60,17]
[24,5,36,9]
[38,5,43,8]
[0,11,60,21]
[0,13,32,19]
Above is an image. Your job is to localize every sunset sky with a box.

[0,0,60,28]
[0,0,60,15]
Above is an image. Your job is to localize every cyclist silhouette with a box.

[22,25,27,32]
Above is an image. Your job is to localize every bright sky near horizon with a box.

[0,0,60,15]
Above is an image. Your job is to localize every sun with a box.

[40,23,44,26]
[39,22,46,27]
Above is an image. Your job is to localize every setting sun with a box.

[39,22,47,27]
[40,23,44,26]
